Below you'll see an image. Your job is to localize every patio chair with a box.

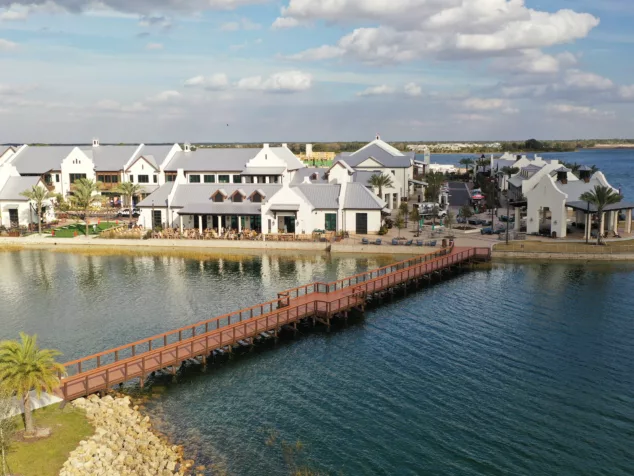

[392,238,399,246]
[416,240,423,247]
[405,240,413,246]
[430,240,437,247]
[374,239,382,245]
[362,238,369,245]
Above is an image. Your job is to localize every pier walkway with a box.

[58,246,490,400]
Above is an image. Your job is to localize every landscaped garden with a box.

[51,222,119,238]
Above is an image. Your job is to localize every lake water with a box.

[1,149,633,475]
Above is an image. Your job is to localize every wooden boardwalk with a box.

[58,246,490,400]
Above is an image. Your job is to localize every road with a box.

[448,182,471,207]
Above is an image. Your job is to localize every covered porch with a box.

[565,201,634,240]
[176,203,262,238]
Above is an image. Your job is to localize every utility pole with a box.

[506,195,511,245]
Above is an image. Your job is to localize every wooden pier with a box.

[58,246,490,400]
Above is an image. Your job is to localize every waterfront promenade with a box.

[56,245,491,400]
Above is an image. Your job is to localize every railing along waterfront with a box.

[61,246,489,380]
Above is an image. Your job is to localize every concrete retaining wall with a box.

[493,251,634,261]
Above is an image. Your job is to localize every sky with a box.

[1,0,634,143]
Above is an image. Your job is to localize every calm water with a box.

[1,149,633,475]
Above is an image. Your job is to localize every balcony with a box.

[44,182,55,192]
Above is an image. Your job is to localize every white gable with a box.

[356,157,385,168]
[356,138,404,157]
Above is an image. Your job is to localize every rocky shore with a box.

[60,395,191,476]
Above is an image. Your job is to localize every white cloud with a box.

[0,38,18,50]
[272,16,299,29]
[561,69,614,91]
[95,100,148,113]
[404,82,421,97]
[496,50,577,75]
[463,98,509,111]
[357,85,395,97]
[184,73,229,90]
[221,17,261,31]
[618,85,634,100]
[280,1,599,64]
[236,71,312,92]
[146,42,163,50]
[547,104,615,119]
[147,90,181,103]
[286,45,342,61]
[0,4,30,20]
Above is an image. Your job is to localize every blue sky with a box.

[1,0,633,143]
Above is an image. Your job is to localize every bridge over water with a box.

[57,246,491,400]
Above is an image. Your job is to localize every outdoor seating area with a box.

[150,228,261,240]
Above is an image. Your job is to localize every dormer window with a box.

[231,189,246,203]
[311,172,319,180]
[212,189,228,203]
[250,190,265,203]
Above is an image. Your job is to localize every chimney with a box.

[581,172,590,183]
[184,143,191,152]
[263,143,270,149]
[306,143,313,159]
[282,143,288,148]
[557,172,568,184]
[92,138,100,147]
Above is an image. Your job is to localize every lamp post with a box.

[151,200,155,230]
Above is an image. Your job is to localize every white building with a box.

[0,162,54,228]
[137,143,387,235]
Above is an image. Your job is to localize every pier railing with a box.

[61,245,487,378]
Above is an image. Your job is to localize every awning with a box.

[177,203,261,215]
[269,204,300,212]
[409,179,427,186]
[566,201,634,213]
[241,167,286,175]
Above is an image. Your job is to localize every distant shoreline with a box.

[584,145,634,150]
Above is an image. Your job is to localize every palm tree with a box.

[70,178,100,237]
[368,174,394,201]
[459,158,474,177]
[579,185,622,244]
[20,186,52,235]
[424,171,445,203]
[115,181,143,217]
[500,166,519,178]
[0,333,64,436]
[475,156,488,174]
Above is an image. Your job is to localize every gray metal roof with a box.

[165,148,260,172]
[11,146,75,174]
[269,147,304,171]
[566,201,634,212]
[291,167,329,184]
[269,204,300,211]
[132,145,176,170]
[0,176,41,201]
[521,164,543,172]
[137,182,174,207]
[353,170,382,186]
[578,165,592,172]
[178,202,262,215]
[241,167,286,175]
[553,166,572,173]
[338,144,411,168]
[556,177,615,201]
[170,183,282,208]
[81,145,139,172]
[343,182,385,210]
[293,184,340,209]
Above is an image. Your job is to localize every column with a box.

[217,216,221,236]
[179,215,183,234]
[198,215,203,234]
[614,210,619,233]
[514,207,521,231]
[627,210,632,234]
[599,212,605,236]
[238,216,242,232]
[585,214,591,241]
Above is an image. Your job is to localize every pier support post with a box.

[201,355,207,372]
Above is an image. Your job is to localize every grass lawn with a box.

[53,222,118,237]
[6,403,93,476]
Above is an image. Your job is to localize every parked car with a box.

[481,225,506,235]
[468,218,485,225]
[117,208,140,217]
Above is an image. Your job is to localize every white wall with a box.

[342,210,382,234]
[0,202,32,227]
[60,148,96,196]
[262,185,308,234]
[126,157,158,185]
[526,175,567,237]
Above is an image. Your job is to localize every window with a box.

[213,192,225,203]
[137,175,149,183]
[232,175,242,183]
[204,175,215,183]
[189,175,201,183]
[218,175,230,183]
[44,174,52,184]
[153,175,158,183]
[391,170,395,176]
[130,175,134,182]
[233,193,243,203]
[55,174,60,183]
[112,175,119,183]
[166,174,176,182]
[251,193,262,203]
[325,213,337,232]
[270,176,280,184]
[69,173,86,184]
[152,210,162,229]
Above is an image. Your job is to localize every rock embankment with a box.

[60,394,186,476]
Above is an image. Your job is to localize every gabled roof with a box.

[0,176,41,201]
[136,182,174,207]
[578,165,593,172]
[293,184,341,209]
[335,143,411,168]
[82,145,139,172]
[11,146,75,174]
[241,166,286,175]
[353,170,382,186]
[130,145,176,170]
[343,182,385,209]
[144,183,283,208]
[555,176,616,201]
[164,148,260,172]
[269,147,304,171]
[291,167,329,184]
